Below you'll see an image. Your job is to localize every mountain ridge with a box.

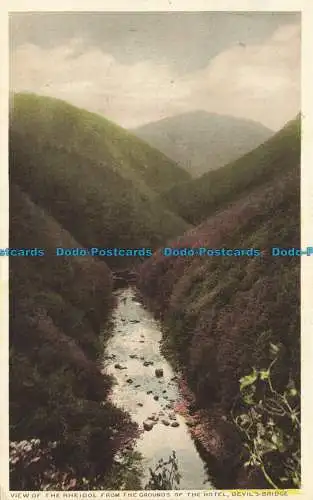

[158,115,300,225]
[132,110,273,177]
[10,93,190,264]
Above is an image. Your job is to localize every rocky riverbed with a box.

[102,287,212,489]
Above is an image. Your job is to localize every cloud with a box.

[10,23,300,130]
[182,23,300,129]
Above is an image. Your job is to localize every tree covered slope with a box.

[138,117,300,488]
[10,93,190,259]
[10,183,139,489]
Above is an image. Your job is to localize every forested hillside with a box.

[9,183,141,489]
[138,117,300,488]
[10,93,190,263]
[8,94,192,489]
[9,92,301,490]
[159,116,300,225]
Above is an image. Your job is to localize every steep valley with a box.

[9,95,301,491]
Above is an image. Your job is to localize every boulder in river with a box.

[171,421,180,428]
[137,403,143,407]
[147,390,153,395]
[155,368,164,378]
[153,395,159,401]
[161,419,170,426]
[130,319,140,324]
[143,421,154,431]
[126,378,133,384]
[129,354,137,359]
[114,363,126,370]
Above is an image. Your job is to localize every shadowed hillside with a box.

[132,111,273,177]
[159,115,300,225]
[138,117,300,488]
[10,93,190,265]
[9,183,141,489]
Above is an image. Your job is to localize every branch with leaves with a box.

[231,342,300,489]
[145,451,181,490]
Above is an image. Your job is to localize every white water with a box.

[102,287,212,489]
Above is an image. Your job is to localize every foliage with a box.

[10,439,143,490]
[232,344,300,489]
[9,183,138,489]
[145,451,181,490]
[138,117,300,487]
[10,93,190,264]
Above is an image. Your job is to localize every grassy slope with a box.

[159,116,300,224]
[138,119,300,487]
[10,183,138,489]
[10,93,190,260]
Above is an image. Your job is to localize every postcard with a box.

[1,1,311,499]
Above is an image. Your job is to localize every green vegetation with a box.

[9,94,192,489]
[232,344,300,489]
[9,93,301,489]
[159,116,300,224]
[138,117,300,488]
[10,93,190,265]
[9,183,141,489]
[145,451,181,490]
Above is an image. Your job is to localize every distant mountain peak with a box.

[132,111,274,177]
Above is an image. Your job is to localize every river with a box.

[102,286,212,490]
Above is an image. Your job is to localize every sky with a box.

[10,12,301,131]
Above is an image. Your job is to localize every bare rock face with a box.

[155,368,164,378]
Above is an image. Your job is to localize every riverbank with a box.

[134,282,270,490]
[102,286,212,490]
